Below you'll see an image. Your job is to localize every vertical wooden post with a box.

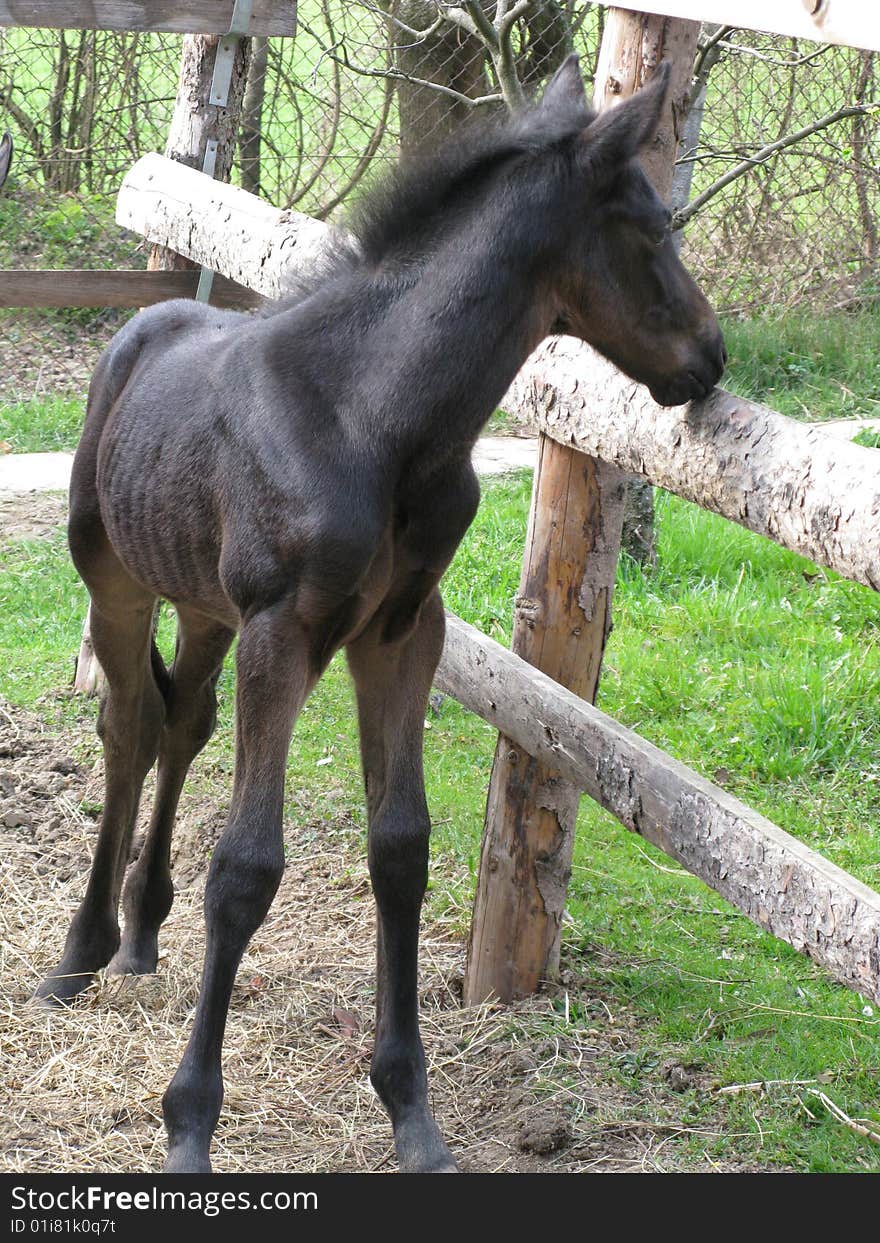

[463,9,701,1006]
[146,33,252,270]
[73,33,251,695]
[464,443,627,1004]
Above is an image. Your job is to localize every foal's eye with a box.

[648,228,668,248]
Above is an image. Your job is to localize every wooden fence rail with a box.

[0,269,262,309]
[599,1,880,52]
[437,614,880,1005]
[505,337,880,592]
[0,2,297,35]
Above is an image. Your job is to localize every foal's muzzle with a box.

[650,329,727,408]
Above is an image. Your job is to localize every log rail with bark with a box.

[595,1,880,52]
[0,3,297,36]
[437,615,880,1005]
[113,147,880,1005]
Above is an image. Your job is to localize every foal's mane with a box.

[269,91,593,314]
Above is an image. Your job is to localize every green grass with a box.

[0,395,85,453]
[1,470,878,1172]
[721,307,880,421]
[853,428,880,449]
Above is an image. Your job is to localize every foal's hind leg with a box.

[35,595,164,1004]
[109,609,235,977]
[346,589,458,1173]
[162,602,319,1173]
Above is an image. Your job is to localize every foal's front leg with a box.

[162,602,318,1173]
[347,589,458,1173]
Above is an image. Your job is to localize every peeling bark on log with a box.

[117,153,331,300]
[505,335,880,593]
[438,612,880,1005]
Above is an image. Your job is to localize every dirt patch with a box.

[0,318,114,404]
[0,697,759,1175]
[0,491,68,545]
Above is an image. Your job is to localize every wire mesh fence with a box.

[1,4,878,414]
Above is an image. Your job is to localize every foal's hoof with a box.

[107,945,158,977]
[395,1114,459,1173]
[32,969,96,1007]
[424,1157,459,1173]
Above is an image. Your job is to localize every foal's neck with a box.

[364,201,556,459]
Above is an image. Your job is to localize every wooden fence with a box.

[0,0,296,311]
[595,1,880,52]
[0,3,297,36]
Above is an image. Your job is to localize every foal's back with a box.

[72,296,393,628]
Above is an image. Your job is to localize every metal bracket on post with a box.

[195,0,255,303]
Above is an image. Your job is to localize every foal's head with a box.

[537,57,725,407]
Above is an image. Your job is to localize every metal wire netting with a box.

[1,4,878,403]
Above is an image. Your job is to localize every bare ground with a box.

[0,491,68,544]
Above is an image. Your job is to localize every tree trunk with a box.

[464,9,701,1006]
[390,1,487,154]
[73,33,251,696]
[47,30,70,191]
[852,51,878,266]
[240,35,269,195]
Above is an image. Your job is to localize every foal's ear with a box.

[578,61,670,178]
[541,53,587,113]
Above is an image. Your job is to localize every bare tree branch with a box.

[328,42,501,108]
[693,24,735,85]
[442,1,530,109]
[353,0,445,41]
[716,38,833,68]
[673,102,879,229]
[446,3,497,48]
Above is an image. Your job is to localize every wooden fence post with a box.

[73,32,251,695]
[464,441,627,1004]
[463,8,701,1006]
